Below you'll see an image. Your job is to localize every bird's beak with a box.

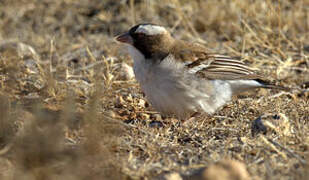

[115,32,133,45]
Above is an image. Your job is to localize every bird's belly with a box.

[133,60,234,118]
[140,77,197,118]
[133,64,196,117]
[141,80,196,117]
[134,66,219,118]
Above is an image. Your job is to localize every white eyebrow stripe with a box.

[135,25,167,35]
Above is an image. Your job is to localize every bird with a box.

[115,23,288,119]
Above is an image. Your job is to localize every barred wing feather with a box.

[186,54,262,80]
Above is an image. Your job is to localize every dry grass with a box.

[0,0,308,179]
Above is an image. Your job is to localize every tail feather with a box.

[255,79,291,91]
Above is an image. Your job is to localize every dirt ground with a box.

[0,0,308,179]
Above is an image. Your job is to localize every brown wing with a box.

[187,54,290,90]
[170,41,289,90]
[190,54,263,80]
[170,41,263,80]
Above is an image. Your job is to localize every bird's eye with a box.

[136,33,145,38]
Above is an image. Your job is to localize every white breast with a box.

[127,46,234,118]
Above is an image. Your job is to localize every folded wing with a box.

[185,53,263,80]
[171,42,288,90]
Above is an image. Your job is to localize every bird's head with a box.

[115,23,174,59]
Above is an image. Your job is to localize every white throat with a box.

[127,45,149,84]
[127,45,145,63]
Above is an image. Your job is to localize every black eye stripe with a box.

[130,33,148,41]
[128,25,140,35]
[136,33,146,37]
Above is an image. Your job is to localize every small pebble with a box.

[251,116,267,137]
[149,120,164,128]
